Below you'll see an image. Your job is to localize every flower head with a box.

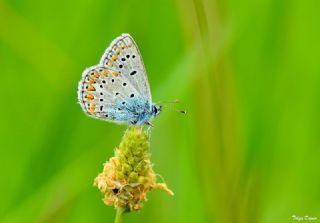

[94,127,173,211]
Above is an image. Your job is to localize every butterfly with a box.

[77,33,161,126]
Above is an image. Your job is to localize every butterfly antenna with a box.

[175,109,187,114]
[157,99,180,105]
[157,99,186,115]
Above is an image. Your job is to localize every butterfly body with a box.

[78,34,161,126]
[106,97,161,125]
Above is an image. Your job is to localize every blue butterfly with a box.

[78,34,161,126]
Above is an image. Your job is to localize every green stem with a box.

[114,207,125,223]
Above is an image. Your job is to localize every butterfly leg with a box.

[146,123,153,137]
[145,121,153,127]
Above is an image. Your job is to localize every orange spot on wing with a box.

[89,104,95,113]
[88,84,95,91]
[87,94,94,100]
[94,72,99,78]
[102,70,108,77]
[112,71,119,77]
[112,55,117,61]
[89,78,94,84]
[108,62,113,67]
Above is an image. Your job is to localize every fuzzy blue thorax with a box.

[106,97,161,125]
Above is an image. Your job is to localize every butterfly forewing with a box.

[99,34,152,102]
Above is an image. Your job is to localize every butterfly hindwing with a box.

[78,65,140,123]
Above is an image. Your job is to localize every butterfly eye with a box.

[153,106,157,113]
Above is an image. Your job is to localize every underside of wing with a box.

[77,65,140,123]
[99,33,152,102]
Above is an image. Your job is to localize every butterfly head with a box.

[152,104,162,117]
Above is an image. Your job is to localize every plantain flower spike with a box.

[94,127,173,211]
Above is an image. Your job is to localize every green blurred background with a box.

[1,0,319,222]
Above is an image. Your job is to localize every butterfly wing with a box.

[77,65,141,124]
[99,33,152,102]
[78,34,152,124]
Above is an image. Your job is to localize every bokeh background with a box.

[1,0,319,222]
